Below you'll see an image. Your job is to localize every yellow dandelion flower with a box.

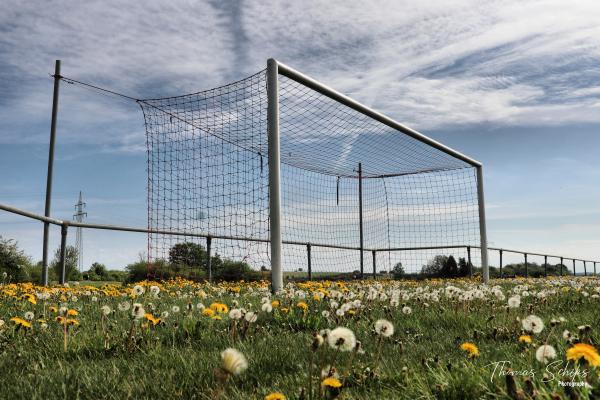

[271,300,280,308]
[67,309,78,316]
[49,306,58,313]
[566,343,600,366]
[519,335,533,344]
[202,308,215,317]
[280,307,289,313]
[67,319,79,326]
[460,342,480,357]
[144,313,161,326]
[22,293,37,305]
[265,393,286,400]
[10,317,32,329]
[321,377,342,388]
[296,301,308,312]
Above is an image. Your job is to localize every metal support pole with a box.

[267,59,283,293]
[499,249,503,278]
[206,236,212,282]
[583,260,587,276]
[358,162,364,279]
[595,262,597,276]
[467,246,472,278]
[307,243,312,281]
[59,222,68,284]
[475,166,489,283]
[524,253,528,278]
[544,255,548,277]
[560,257,564,276]
[42,60,62,286]
[372,250,376,278]
[573,259,576,276]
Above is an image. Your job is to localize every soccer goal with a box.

[141,59,489,290]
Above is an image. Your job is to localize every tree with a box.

[421,255,448,276]
[91,262,108,276]
[440,255,458,277]
[169,242,207,269]
[51,245,81,281]
[458,257,470,277]
[0,236,32,282]
[392,262,405,278]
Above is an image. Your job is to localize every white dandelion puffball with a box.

[132,285,145,296]
[161,311,169,319]
[535,345,557,363]
[261,303,273,313]
[229,309,242,320]
[507,296,521,308]
[150,285,160,296]
[402,306,412,315]
[245,311,257,323]
[562,330,572,340]
[101,305,112,316]
[118,302,131,311]
[171,305,180,313]
[24,311,34,320]
[196,303,205,311]
[322,310,330,318]
[132,303,145,319]
[522,315,544,334]
[221,348,248,375]
[374,319,394,337]
[327,327,357,352]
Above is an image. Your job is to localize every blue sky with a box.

[1,0,600,271]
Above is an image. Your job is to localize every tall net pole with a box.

[267,58,283,292]
[42,60,61,285]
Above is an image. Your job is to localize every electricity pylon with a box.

[73,191,87,271]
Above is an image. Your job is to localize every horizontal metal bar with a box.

[372,245,467,252]
[0,202,63,225]
[275,60,482,168]
[3,202,599,264]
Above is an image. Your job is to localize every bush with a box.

[213,260,261,281]
[0,236,34,282]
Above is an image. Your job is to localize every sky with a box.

[1,0,600,272]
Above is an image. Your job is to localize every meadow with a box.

[0,276,599,399]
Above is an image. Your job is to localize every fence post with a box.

[573,259,576,276]
[524,253,528,278]
[358,162,364,279]
[594,262,597,276]
[560,257,564,276]
[544,255,547,278]
[267,58,283,293]
[499,249,503,278]
[206,236,212,282]
[307,243,312,281]
[583,260,587,277]
[467,246,472,278]
[59,222,68,285]
[42,60,62,286]
[372,250,376,278]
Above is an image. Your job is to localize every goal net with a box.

[140,61,486,279]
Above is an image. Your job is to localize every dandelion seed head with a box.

[221,348,248,375]
[535,345,557,363]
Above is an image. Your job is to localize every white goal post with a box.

[266,58,489,291]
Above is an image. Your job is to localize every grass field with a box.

[1,277,599,399]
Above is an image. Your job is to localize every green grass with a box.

[0,278,598,399]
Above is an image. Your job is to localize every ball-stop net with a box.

[140,65,482,277]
